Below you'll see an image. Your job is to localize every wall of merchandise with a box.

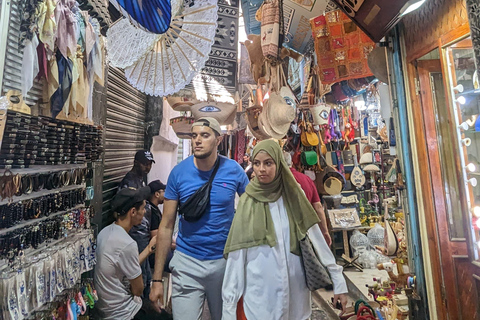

[0,109,104,319]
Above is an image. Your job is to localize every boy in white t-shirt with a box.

[94,187,157,320]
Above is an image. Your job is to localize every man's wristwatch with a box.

[152,279,164,283]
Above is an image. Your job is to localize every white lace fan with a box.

[125,0,218,96]
[106,0,184,69]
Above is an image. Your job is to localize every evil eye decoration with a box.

[283,97,296,109]
[319,109,329,120]
[199,105,220,113]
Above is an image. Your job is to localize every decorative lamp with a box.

[367,223,385,248]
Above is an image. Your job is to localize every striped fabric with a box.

[110,0,172,34]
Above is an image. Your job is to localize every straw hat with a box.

[166,96,199,111]
[246,105,270,140]
[191,101,237,125]
[170,116,195,139]
[324,177,343,195]
[367,47,388,84]
[261,92,296,139]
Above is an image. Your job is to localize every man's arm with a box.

[129,275,145,297]
[139,236,157,265]
[312,201,332,246]
[149,199,178,304]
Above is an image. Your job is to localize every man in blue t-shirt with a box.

[150,117,249,320]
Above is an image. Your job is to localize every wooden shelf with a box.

[0,203,86,236]
[0,163,87,175]
[0,183,86,206]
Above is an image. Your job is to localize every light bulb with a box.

[466,163,476,172]
[456,96,466,105]
[468,178,478,187]
[462,138,472,147]
[453,84,464,93]
[473,206,480,218]
[355,101,366,110]
[400,0,426,16]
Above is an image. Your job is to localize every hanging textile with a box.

[21,34,40,96]
[237,129,246,163]
[37,41,49,80]
[55,0,78,59]
[36,0,57,57]
[260,0,284,62]
[310,10,374,85]
[50,51,73,118]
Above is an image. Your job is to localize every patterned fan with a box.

[109,0,172,34]
[124,0,218,96]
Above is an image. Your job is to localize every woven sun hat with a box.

[261,91,295,139]
[324,176,343,195]
[191,101,237,125]
[246,105,270,140]
[170,116,195,139]
[166,96,199,111]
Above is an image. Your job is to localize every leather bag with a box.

[178,158,220,222]
[299,234,333,291]
[301,150,318,166]
[301,121,319,147]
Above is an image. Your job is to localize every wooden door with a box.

[416,59,480,320]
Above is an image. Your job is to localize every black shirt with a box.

[118,170,146,190]
[148,200,162,231]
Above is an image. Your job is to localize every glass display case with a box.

[444,36,480,261]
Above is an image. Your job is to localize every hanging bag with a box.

[299,234,333,291]
[178,158,221,222]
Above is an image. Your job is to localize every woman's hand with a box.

[333,293,348,313]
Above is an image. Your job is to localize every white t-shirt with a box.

[94,223,142,320]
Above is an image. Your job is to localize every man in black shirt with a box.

[147,180,166,238]
[119,150,155,190]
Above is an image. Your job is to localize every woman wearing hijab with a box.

[222,140,348,320]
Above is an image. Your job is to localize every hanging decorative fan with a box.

[109,0,173,34]
[123,0,218,96]
[107,0,184,69]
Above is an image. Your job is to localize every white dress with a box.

[222,196,348,320]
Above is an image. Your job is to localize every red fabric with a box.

[290,168,320,205]
[237,297,247,320]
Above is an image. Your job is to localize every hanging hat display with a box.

[260,91,296,139]
[170,116,195,139]
[246,105,270,140]
[166,96,199,112]
[191,102,237,125]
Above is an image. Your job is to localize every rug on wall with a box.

[184,0,239,102]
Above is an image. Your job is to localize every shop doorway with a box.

[415,46,480,320]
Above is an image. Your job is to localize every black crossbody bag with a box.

[179,158,221,222]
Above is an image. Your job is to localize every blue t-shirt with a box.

[165,155,249,260]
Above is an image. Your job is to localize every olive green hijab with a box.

[224,139,319,256]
